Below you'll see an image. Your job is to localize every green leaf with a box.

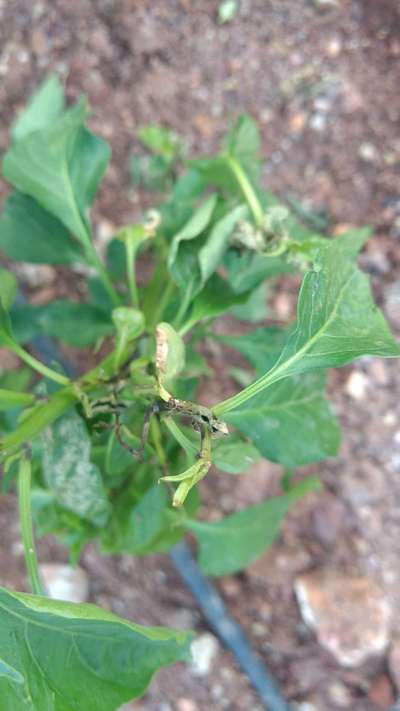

[112,307,145,341]
[41,409,111,526]
[0,192,83,264]
[182,274,250,331]
[218,0,238,23]
[218,325,289,373]
[0,586,192,711]
[223,114,261,177]
[214,233,400,416]
[0,389,34,412]
[12,74,65,142]
[0,268,17,311]
[118,484,184,554]
[3,100,109,249]
[138,124,182,161]
[225,372,340,467]
[229,282,268,322]
[223,249,293,293]
[188,477,319,576]
[212,433,260,474]
[38,300,114,346]
[168,194,217,284]
[198,203,248,284]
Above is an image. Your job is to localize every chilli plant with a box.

[0,76,399,710]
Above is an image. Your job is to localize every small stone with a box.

[176,699,199,711]
[359,142,379,163]
[190,633,219,676]
[309,113,327,132]
[326,36,342,58]
[294,571,391,667]
[345,370,369,400]
[367,674,395,709]
[389,641,400,692]
[327,681,352,708]
[40,564,89,603]
[311,493,351,547]
[14,263,56,289]
[289,112,307,134]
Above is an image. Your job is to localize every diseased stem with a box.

[225,155,264,227]
[18,456,45,596]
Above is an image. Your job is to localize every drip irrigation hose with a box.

[21,323,292,710]
[170,541,291,711]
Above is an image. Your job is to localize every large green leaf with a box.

[0,301,14,349]
[225,372,340,467]
[37,300,114,346]
[12,75,65,142]
[214,233,400,416]
[188,477,319,576]
[0,192,83,264]
[3,101,110,249]
[0,586,192,711]
[41,409,111,526]
[223,249,293,293]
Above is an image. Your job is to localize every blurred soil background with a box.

[1,1,400,709]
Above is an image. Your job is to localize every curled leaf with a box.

[160,458,211,507]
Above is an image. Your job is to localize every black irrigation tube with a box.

[23,324,291,711]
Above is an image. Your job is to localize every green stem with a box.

[11,343,70,386]
[150,281,175,328]
[126,240,139,308]
[18,456,45,596]
[85,244,121,307]
[173,288,193,330]
[225,155,264,227]
[163,417,197,461]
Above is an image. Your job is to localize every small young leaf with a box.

[138,124,182,161]
[218,0,238,24]
[12,74,65,142]
[0,586,192,711]
[188,477,319,576]
[168,194,217,278]
[198,203,248,284]
[112,307,145,342]
[0,192,83,264]
[223,249,293,293]
[41,409,111,526]
[182,274,250,331]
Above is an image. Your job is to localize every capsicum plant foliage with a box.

[0,76,399,710]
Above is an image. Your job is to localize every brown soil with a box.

[1,1,400,710]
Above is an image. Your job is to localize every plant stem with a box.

[85,244,121,307]
[126,240,139,308]
[225,155,264,227]
[11,343,70,386]
[150,281,175,328]
[173,288,193,330]
[18,456,45,596]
